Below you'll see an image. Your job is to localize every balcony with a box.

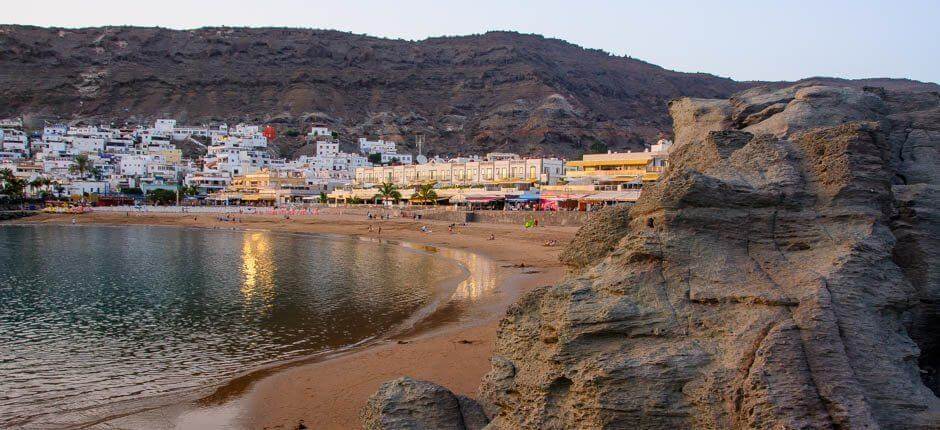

[565,169,647,179]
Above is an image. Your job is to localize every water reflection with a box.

[397,242,498,301]
[0,226,463,428]
[240,232,276,310]
[448,252,497,300]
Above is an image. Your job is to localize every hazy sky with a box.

[5,0,939,83]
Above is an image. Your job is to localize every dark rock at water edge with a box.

[361,377,489,430]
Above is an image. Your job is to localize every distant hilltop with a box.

[1,25,937,158]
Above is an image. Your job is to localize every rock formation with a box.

[559,205,632,271]
[361,377,488,430]
[475,84,940,429]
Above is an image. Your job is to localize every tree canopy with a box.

[374,182,401,202]
[411,182,438,205]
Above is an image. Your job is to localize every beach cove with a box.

[3,210,574,429]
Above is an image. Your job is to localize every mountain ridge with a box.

[1,25,936,158]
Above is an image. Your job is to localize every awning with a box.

[466,196,503,203]
[582,190,642,202]
[540,193,591,200]
[507,191,541,202]
[449,193,504,204]
[567,158,652,167]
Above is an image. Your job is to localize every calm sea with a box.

[0,225,464,427]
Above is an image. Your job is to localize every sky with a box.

[4,0,939,84]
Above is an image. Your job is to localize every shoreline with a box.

[5,211,574,429]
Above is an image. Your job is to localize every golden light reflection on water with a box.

[241,232,276,309]
[448,252,497,301]
[396,241,498,302]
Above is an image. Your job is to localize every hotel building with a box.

[354,153,565,188]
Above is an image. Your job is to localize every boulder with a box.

[361,377,489,430]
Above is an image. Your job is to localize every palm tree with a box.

[0,168,27,200]
[70,154,92,179]
[90,166,103,181]
[411,182,438,205]
[29,177,52,200]
[373,182,401,204]
[53,181,65,198]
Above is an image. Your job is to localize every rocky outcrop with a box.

[361,377,488,430]
[478,84,940,429]
[560,205,632,271]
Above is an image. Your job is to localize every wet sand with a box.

[9,211,573,429]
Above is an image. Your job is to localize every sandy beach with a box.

[7,210,574,429]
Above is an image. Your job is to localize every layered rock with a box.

[478,84,940,429]
[559,205,632,271]
[361,377,488,430]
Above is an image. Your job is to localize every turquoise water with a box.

[0,225,463,427]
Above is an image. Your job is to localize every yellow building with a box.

[564,139,672,185]
[210,169,317,205]
[154,149,182,164]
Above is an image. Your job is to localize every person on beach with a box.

[377,226,382,235]
[488,233,496,241]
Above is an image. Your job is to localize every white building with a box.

[119,154,159,176]
[308,126,331,138]
[358,138,398,155]
[185,171,231,194]
[67,136,106,155]
[316,140,340,157]
[65,180,110,196]
[0,118,23,128]
[154,119,176,133]
[1,129,30,159]
[233,124,261,137]
[378,152,413,164]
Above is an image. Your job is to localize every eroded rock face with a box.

[480,85,940,429]
[361,377,489,430]
[560,205,632,271]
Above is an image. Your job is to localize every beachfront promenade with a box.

[86,204,591,226]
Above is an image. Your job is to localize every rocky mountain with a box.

[365,84,940,428]
[2,25,936,159]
